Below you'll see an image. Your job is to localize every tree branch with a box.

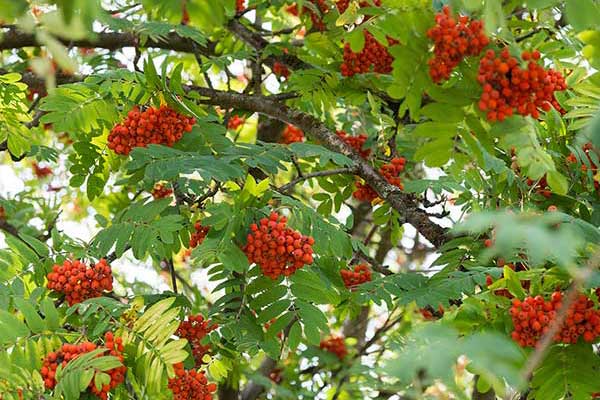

[9,72,449,248]
[185,86,449,247]
[226,19,309,70]
[0,26,215,54]
[278,167,356,193]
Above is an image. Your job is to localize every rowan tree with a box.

[0,0,600,399]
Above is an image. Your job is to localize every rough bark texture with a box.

[0,26,215,54]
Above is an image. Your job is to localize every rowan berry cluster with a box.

[273,62,291,79]
[567,142,599,192]
[227,115,245,130]
[510,292,600,347]
[427,6,489,83]
[527,175,552,198]
[341,31,397,77]
[353,157,406,202]
[40,332,126,400]
[107,105,196,155]
[336,0,381,14]
[176,314,218,367]
[46,259,113,306]
[189,222,210,248]
[151,183,173,199]
[32,162,52,178]
[242,211,315,279]
[320,336,347,360]
[168,363,217,400]
[477,49,567,122]
[280,124,305,144]
[336,131,370,158]
[340,264,371,288]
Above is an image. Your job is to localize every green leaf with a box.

[565,0,600,31]
[0,310,30,344]
[531,344,600,399]
[546,170,568,195]
[218,243,249,273]
[13,298,45,334]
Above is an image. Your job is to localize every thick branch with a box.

[0,26,215,55]
[187,86,449,247]
[9,71,449,248]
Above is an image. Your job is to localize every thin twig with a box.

[278,167,356,193]
[166,258,178,294]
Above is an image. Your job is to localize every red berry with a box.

[341,31,397,77]
[108,105,196,156]
[427,6,489,83]
[340,264,372,289]
[40,332,126,398]
[189,222,210,249]
[476,48,567,122]
[46,259,113,306]
[176,314,218,367]
[320,336,347,360]
[279,124,305,144]
[242,211,314,279]
[168,363,217,400]
[353,157,405,202]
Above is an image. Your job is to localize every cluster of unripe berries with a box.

[353,157,406,202]
[242,212,315,279]
[280,124,305,144]
[427,6,489,83]
[189,222,210,249]
[151,183,173,199]
[40,332,126,400]
[510,292,600,347]
[477,49,567,121]
[176,314,218,367]
[320,336,347,360]
[32,162,52,178]
[168,362,217,400]
[46,259,113,306]
[227,115,245,130]
[107,105,196,155]
[341,32,398,77]
[340,264,372,288]
[336,131,371,158]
